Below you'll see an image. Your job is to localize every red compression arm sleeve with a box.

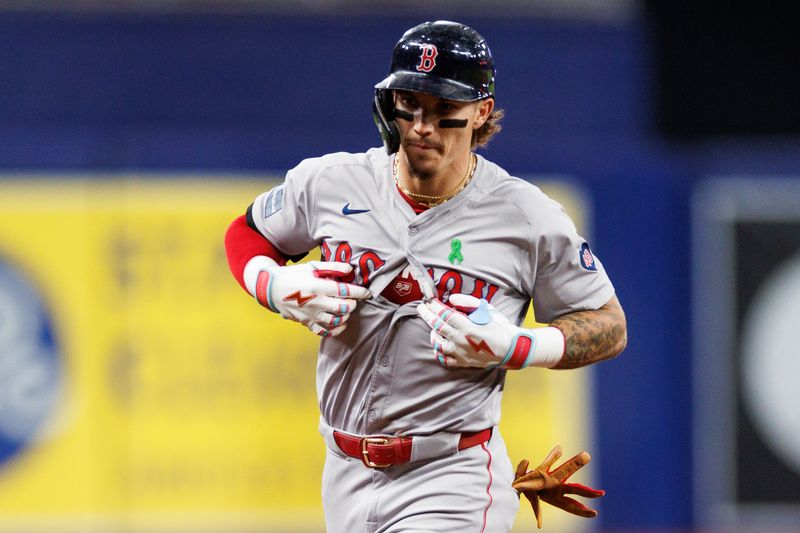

[224,215,289,292]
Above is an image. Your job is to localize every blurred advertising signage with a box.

[0,177,329,532]
[692,178,800,529]
[0,261,60,470]
[0,176,594,533]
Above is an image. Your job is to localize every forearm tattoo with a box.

[549,297,627,369]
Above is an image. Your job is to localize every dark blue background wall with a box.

[2,11,798,530]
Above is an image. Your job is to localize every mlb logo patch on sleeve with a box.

[263,184,285,219]
[579,242,597,271]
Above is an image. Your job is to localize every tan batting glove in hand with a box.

[512,445,605,529]
[244,257,371,337]
[416,294,564,369]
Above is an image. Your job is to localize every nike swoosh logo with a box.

[342,203,370,215]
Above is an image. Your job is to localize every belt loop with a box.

[319,417,342,455]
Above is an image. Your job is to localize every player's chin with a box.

[408,161,440,180]
[406,150,442,173]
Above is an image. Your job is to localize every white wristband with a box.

[528,326,566,368]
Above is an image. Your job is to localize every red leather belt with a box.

[333,428,492,468]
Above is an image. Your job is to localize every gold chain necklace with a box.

[394,153,476,207]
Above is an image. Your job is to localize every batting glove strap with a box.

[244,255,282,313]
[255,269,278,312]
[508,326,565,369]
[502,332,536,370]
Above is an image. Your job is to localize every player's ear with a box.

[472,98,494,129]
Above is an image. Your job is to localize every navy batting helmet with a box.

[372,20,496,154]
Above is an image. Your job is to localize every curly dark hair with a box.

[472,108,504,149]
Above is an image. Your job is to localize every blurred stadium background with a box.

[1,1,799,531]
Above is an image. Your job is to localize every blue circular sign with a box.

[0,260,61,467]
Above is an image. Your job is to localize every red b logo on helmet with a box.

[416,44,438,73]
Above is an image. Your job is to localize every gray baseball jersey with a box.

[250,146,615,437]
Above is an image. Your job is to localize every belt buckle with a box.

[359,436,392,469]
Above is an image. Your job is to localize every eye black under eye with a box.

[394,108,415,121]
[439,118,468,128]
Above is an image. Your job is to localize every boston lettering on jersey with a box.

[320,240,499,305]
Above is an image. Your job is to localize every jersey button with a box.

[368,411,376,421]
[379,356,389,367]
[408,227,419,236]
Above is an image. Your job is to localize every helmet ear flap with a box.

[372,89,400,154]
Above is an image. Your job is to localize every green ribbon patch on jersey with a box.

[449,239,463,265]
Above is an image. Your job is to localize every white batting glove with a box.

[416,294,565,369]
[244,256,371,337]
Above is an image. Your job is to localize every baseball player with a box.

[225,20,626,532]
